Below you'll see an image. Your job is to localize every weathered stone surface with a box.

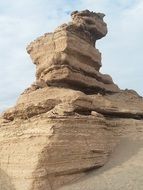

[3,88,143,121]
[27,10,119,93]
[60,118,143,190]
[0,115,116,190]
[0,9,143,190]
[91,90,143,119]
[71,10,107,41]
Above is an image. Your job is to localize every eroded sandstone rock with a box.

[27,10,119,93]
[0,115,116,190]
[0,9,143,190]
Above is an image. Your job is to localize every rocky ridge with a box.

[0,10,143,190]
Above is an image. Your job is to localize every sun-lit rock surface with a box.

[60,119,143,190]
[0,10,143,190]
[27,10,119,93]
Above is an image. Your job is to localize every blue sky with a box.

[0,0,143,112]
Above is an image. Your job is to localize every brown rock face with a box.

[27,10,119,93]
[0,10,143,190]
[0,116,116,190]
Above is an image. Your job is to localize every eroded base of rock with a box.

[0,115,116,190]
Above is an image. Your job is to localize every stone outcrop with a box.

[3,88,143,121]
[60,118,143,190]
[27,10,119,93]
[0,115,117,190]
[0,10,143,190]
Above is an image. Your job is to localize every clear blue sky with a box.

[0,0,143,112]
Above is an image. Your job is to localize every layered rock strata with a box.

[27,10,119,93]
[0,10,143,190]
[3,88,143,121]
[0,115,116,190]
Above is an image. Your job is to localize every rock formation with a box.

[26,9,119,94]
[0,10,143,190]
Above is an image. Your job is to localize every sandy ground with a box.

[59,137,143,190]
